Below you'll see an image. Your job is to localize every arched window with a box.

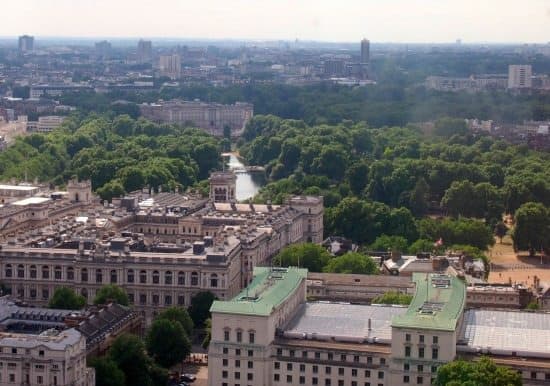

[110,270,117,283]
[140,270,147,284]
[178,271,185,285]
[17,264,24,278]
[67,267,74,281]
[191,272,199,286]
[30,265,37,279]
[54,266,62,280]
[210,273,218,288]
[81,268,88,282]
[152,271,160,284]
[96,269,103,283]
[127,269,134,283]
[4,264,12,278]
[165,271,172,285]
[42,265,49,279]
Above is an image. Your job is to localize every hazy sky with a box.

[2,0,549,43]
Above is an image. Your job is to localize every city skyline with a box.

[0,0,549,44]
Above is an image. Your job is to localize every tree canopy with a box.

[323,252,379,275]
[434,357,522,386]
[512,202,550,256]
[156,306,194,336]
[146,319,191,368]
[48,287,86,310]
[273,243,332,272]
[189,291,217,328]
[94,285,129,306]
[90,357,125,386]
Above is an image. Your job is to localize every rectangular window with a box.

[325,367,331,374]
[432,348,439,360]
[235,349,241,356]
[222,371,228,379]
[418,347,425,358]
[299,376,305,384]
[328,353,333,360]
[367,356,372,364]
[222,359,228,366]
[419,335,425,343]
[405,346,411,357]
[247,373,253,381]
[224,331,229,341]
[404,363,410,372]
[417,376,424,384]
[247,361,253,369]
[365,370,371,377]
[287,363,292,371]
[234,372,240,380]
[352,369,358,377]
[380,358,386,365]
[236,331,242,342]
[235,360,240,368]
[378,371,384,379]
[325,380,331,386]
[313,365,318,374]
[248,350,253,357]
[418,365,424,373]
[354,355,360,363]
[274,362,280,370]
[302,351,308,358]
[300,364,305,372]
[222,347,228,354]
[340,354,346,361]
[249,332,255,344]
[431,366,438,373]
[277,348,283,356]
[403,376,410,383]
[274,374,280,382]
[312,377,318,385]
[315,352,321,359]
[405,333,411,342]
[338,368,344,375]
[433,336,439,344]
[290,350,295,357]
[287,375,292,383]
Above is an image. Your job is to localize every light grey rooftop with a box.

[459,309,550,358]
[0,328,82,350]
[283,302,407,344]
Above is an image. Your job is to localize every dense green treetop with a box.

[434,357,522,386]
[273,243,332,272]
[156,306,194,336]
[0,114,221,200]
[146,319,191,368]
[48,287,86,310]
[189,291,217,328]
[512,202,550,255]
[94,285,129,306]
[322,252,379,275]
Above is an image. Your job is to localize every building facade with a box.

[209,269,550,386]
[18,36,34,52]
[159,54,181,80]
[508,65,533,89]
[0,329,94,386]
[140,99,254,136]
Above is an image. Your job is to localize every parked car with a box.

[180,374,196,383]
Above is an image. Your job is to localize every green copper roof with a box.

[392,273,466,331]
[210,267,308,316]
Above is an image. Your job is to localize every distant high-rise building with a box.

[137,39,153,63]
[94,40,112,60]
[360,38,370,63]
[159,54,181,80]
[508,65,532,89]
[18,35,34,52]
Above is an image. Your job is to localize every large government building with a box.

[0,172,323,324]
[139,99,254,136]
[208,268,550,386]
